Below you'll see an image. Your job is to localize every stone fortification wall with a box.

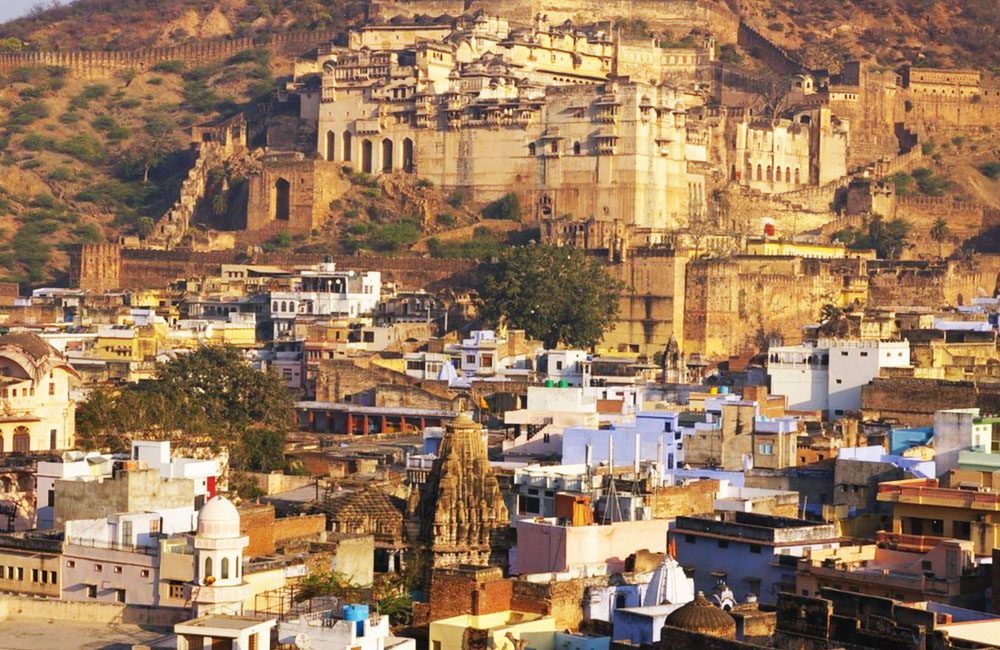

[69,244,478,292]
[0,28,340,79]
[866,261,986,308]
[371,0,739,40]
[736,20,805,75]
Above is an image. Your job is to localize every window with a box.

[205,557,213,578]
[433,642,442,650]
[114,588,126,603]
[66,560,75,569]
[50,429,57,451]
[87,584,97,598]
[48,382,55,396]
[860,351,868,357]
[150,518,160,536]
[750,544,762,554]
[758,443,774,455]
[466,355,476,365]
[122,520,132,546]
[221,557,230,580]
[31,569,38,582]
[248,633,258,650]
[835,379,842,384]
[169,581,184,599]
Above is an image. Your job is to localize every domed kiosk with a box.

[664,591,737,639]
[191,496,251,616]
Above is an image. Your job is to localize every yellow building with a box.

[430,611,557,650]
[878,476,1000,556]
[0,332,78,453]
[745,238,860,259]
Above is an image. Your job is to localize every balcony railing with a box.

[878,480,1000,511]
[875,531,939,552]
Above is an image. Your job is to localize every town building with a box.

[768,339,911,417]
[278,604,416,650]
[0,332,79,453]
[671,511,841,603]
[796,539,987,610]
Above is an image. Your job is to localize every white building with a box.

[269,262,381,338]
[36,451,113,529]
[131,440,219,507]
[278,605,416,650]
[767,339,910,417]
[175,615,276,650]
[933,408,993,477]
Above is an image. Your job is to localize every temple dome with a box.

[664,591,737,639]
[197,496,241,539]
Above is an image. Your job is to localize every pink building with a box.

[512,518,669,575]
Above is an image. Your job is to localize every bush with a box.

[147,77,163,86]
[718,43,741,64]
[8,66,36,84]
[482,193,521,221]
[888,172,915,197]
[55,134,105,164]
[59,112,83,125]
[7,100,49,126]
[182,80,222,113]
[47,167,73,182]
[912,167,951,196]
[416,178,434,188]
[227,48,271,66]
[22,133,54,150]
[921,140,935,155]
[436,212,456,227]
[150,60,186,74]
[446,189,467,208]
[367,219,421,252]
[117,98,142,110]
[80,83,110,100]
[978,161,1000,180]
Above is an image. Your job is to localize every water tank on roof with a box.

[719,386,729,394]
[342,604,369,636]
[558,380,568,388]
[544,380,555,387]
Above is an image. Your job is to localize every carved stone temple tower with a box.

[410,414,510,573]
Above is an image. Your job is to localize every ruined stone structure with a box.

[410,414,509,571]
[244,154,347,242]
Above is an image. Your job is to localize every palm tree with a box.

[930,217,950,259]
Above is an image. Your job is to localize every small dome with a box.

[197,496,241,539]
[664,592,736,639]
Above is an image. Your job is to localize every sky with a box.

[0,0,71,24]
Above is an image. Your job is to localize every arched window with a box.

[273,178,290,221]
[382,138,394,172]
[573,141,581,155]
[362,140,373,174]
[272,301,278,312]
[615,594,627,609]
[785,167,791,183]
[342,131,352,162]
[756,164,762,181]
[402,138,414,173]
[528,143,536,156]
[766,165,773,181]
[795,168,801,184]
[221,557,230,579]
[205,556,213,579]
[326,131,336,162]
[236,560,240,578]
[12,427,29,454]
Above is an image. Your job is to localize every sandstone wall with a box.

[69,244,479,292]
[0,28,340,79]
[602,249,687,357]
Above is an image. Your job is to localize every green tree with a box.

[475,245,624,348]
[136,216,155,238]
[76,345,293,454]
[123,113,179,182]
[930,216,950,259]
[482,192,521,221]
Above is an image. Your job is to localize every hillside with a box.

[0,0,364,51]
[741,0,1000,71]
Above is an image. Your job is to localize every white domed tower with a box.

[191,496,251,616]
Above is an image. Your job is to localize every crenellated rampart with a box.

[0,28,340,79]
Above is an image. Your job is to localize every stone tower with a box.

[411,414,509,570]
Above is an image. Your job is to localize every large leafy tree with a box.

[76,345,292,472]
[475,245,624,349]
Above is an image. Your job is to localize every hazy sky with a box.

[0,0,71,24]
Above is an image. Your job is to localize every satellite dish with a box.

[295,632,311,649]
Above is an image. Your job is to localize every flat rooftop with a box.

[0,618,165,650]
